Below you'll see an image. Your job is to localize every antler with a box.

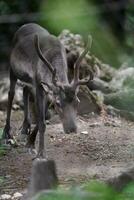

[72,35,93,88]
[34,34,60,86]
[34,34,65,90]
[34,34,55,74]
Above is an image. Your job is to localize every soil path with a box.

[0,111,134,196]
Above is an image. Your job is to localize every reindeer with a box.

[3,23,92,158]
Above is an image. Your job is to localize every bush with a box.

[32,181,134,200]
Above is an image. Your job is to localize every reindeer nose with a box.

[69,127,77,134]
[64,125,77,134]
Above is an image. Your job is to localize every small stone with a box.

[61,29,70,36]
[12,192,23,199]
[5,175,11,179]
[28,148,37,156]
[60,131,64,134]
[0,111,4,115]
[7,137,18,147]
[12,104,20,110]
[89,122,101,127]
[58,138,63,143]
[69,33,74,38]
[0,194,11,200]
[104,119,121,127]
[46,120,50,125]
[81,131,88,135]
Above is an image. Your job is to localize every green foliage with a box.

[0,0,133,68]
[125,2,134,51]
[33,181,134,200]
[0,0,40,14]
[0,128,3,139]
[122,183,134,200]
[41,0,92,34]
[0,146,6,156]
[104,89,134,112]
[40,0,122,67]
[0,128,8,156]
[36,191,88,200]
[0,1,10,14]
[0,176,5,186]
[0,0,41,66]
[124,77,134,89]
[82,181,117,200]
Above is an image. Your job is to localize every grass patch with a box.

[0,176,5,186]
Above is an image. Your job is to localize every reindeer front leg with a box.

[3,70,17,141]
[35,84,47,159]
[26,101,50,149]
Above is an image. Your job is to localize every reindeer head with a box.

[34,34,93,133]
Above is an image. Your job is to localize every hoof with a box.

[7,137,18,147]
[19,134,28,145]
[1,136,18,148]
[32,151,48,160]
[28,148,37,156]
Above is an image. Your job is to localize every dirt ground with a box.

[0,110,134,196]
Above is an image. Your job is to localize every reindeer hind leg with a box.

[21,86,31,136]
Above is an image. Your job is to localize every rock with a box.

[12,192,23,199]
[107,167,134,191]
[12,104,20,110]
[0,76,23,110]
[59,29,84,51]
[0,194,11,200]
[77,86,102,115]
[106,105,134,122]
[59,29,101,81]
[0,110,4,116]
[99,63,116,82]
[87,78,115,94]
[59,30,119,116]
[81,131,88,135]
[100,67,134,121]
[110,67,134,90]
[104,119,121,127]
